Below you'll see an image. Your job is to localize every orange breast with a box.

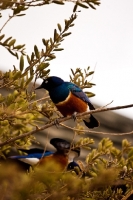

[38,154,68,170]
[56,93,88,116]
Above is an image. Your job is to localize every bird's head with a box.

[35,76,64,91]
[50,138,70,154]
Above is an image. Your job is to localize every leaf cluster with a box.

[0,0,100,11]
[70,67,96,97]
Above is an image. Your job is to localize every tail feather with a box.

[83,114,99,129]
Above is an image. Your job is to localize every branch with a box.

[0,15,13,33]
[60,123,133,136]
[121,190,133,200]
[77,103,133,118]
[0,103,133,147]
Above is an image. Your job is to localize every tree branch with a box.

[60,123,133,136]
[0,103,133,147]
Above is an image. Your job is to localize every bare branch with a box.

[60,123,133,136]
[0,15,13,33]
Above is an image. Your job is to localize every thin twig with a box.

[0,15,14,33]
[29,96,50,105]
[121,190,133,200]
[36,129,50,166]
[100,100,113,108]
[0,80,14,89]
[60,123,133,136]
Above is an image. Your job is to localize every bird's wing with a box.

[9,151,53,159]
[66,82,95,110]
[9,151,54,166]
[18,148,48,154]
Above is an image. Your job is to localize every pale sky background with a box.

[0,0,133,120]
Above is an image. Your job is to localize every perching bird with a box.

[36,76,99,128]
[9,138,81,171]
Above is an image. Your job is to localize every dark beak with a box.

[35,85,42,90]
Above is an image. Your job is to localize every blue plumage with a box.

[36,76,99,128]
[10,151,53,160]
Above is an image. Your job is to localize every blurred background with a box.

[0,0,133,159]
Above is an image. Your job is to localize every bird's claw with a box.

[53,119,60,128]
[72,112,77,121]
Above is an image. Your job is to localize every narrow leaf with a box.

[25,76,33,86]
[76,2,89,9]
[88,3,96,9]
[57,23,62,32]
[19,55,24,71]
[62,32,71,37]
[16,14,26,16]
[0,34,5,41]
[73,4,78,12]
[13,71,21,80]
[8,39,16,46]
[8,49,17,57]
[53,48,64,51]
[53,1,64,5]
[3,37,12,45]
[34,45,40,59]
[13,44,25,50]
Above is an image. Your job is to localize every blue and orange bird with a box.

[9,138,80,171]
[36,76,99,128]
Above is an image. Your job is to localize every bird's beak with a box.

[35,85,42,90]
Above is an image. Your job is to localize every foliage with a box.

[0,0,133,200]
[1,139,133,199]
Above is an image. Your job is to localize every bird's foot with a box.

[53,118,60,128]
[72,112,77,121]
[53,117,64,128]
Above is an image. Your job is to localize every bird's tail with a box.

[83,114,99,128]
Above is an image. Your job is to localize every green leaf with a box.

[128,148,133,158]
[34,45,40,59]
[8,49,18,58]
[31,52,35,61]
[53,48,64,51]
[25,76,33,86]
[0,34,5,41]
[3,37,12,45]
[48,54,56,59]
[53,1,64,5]
[16,14,26,16]
[13,44,25,50]
[85,92,95,97]
[42,39,49,46]
[62,32,71,37]
[76,2,89,9]
[87,2,96,9]
[73,4,78,12]
[57,23,62,32]
[36,62,50,71]
[40,69,50,78]
[19,55,24,71]
[13,71,21,80]
[8,39,16,46]
[88,71,94,76]
[27,55,31,64]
